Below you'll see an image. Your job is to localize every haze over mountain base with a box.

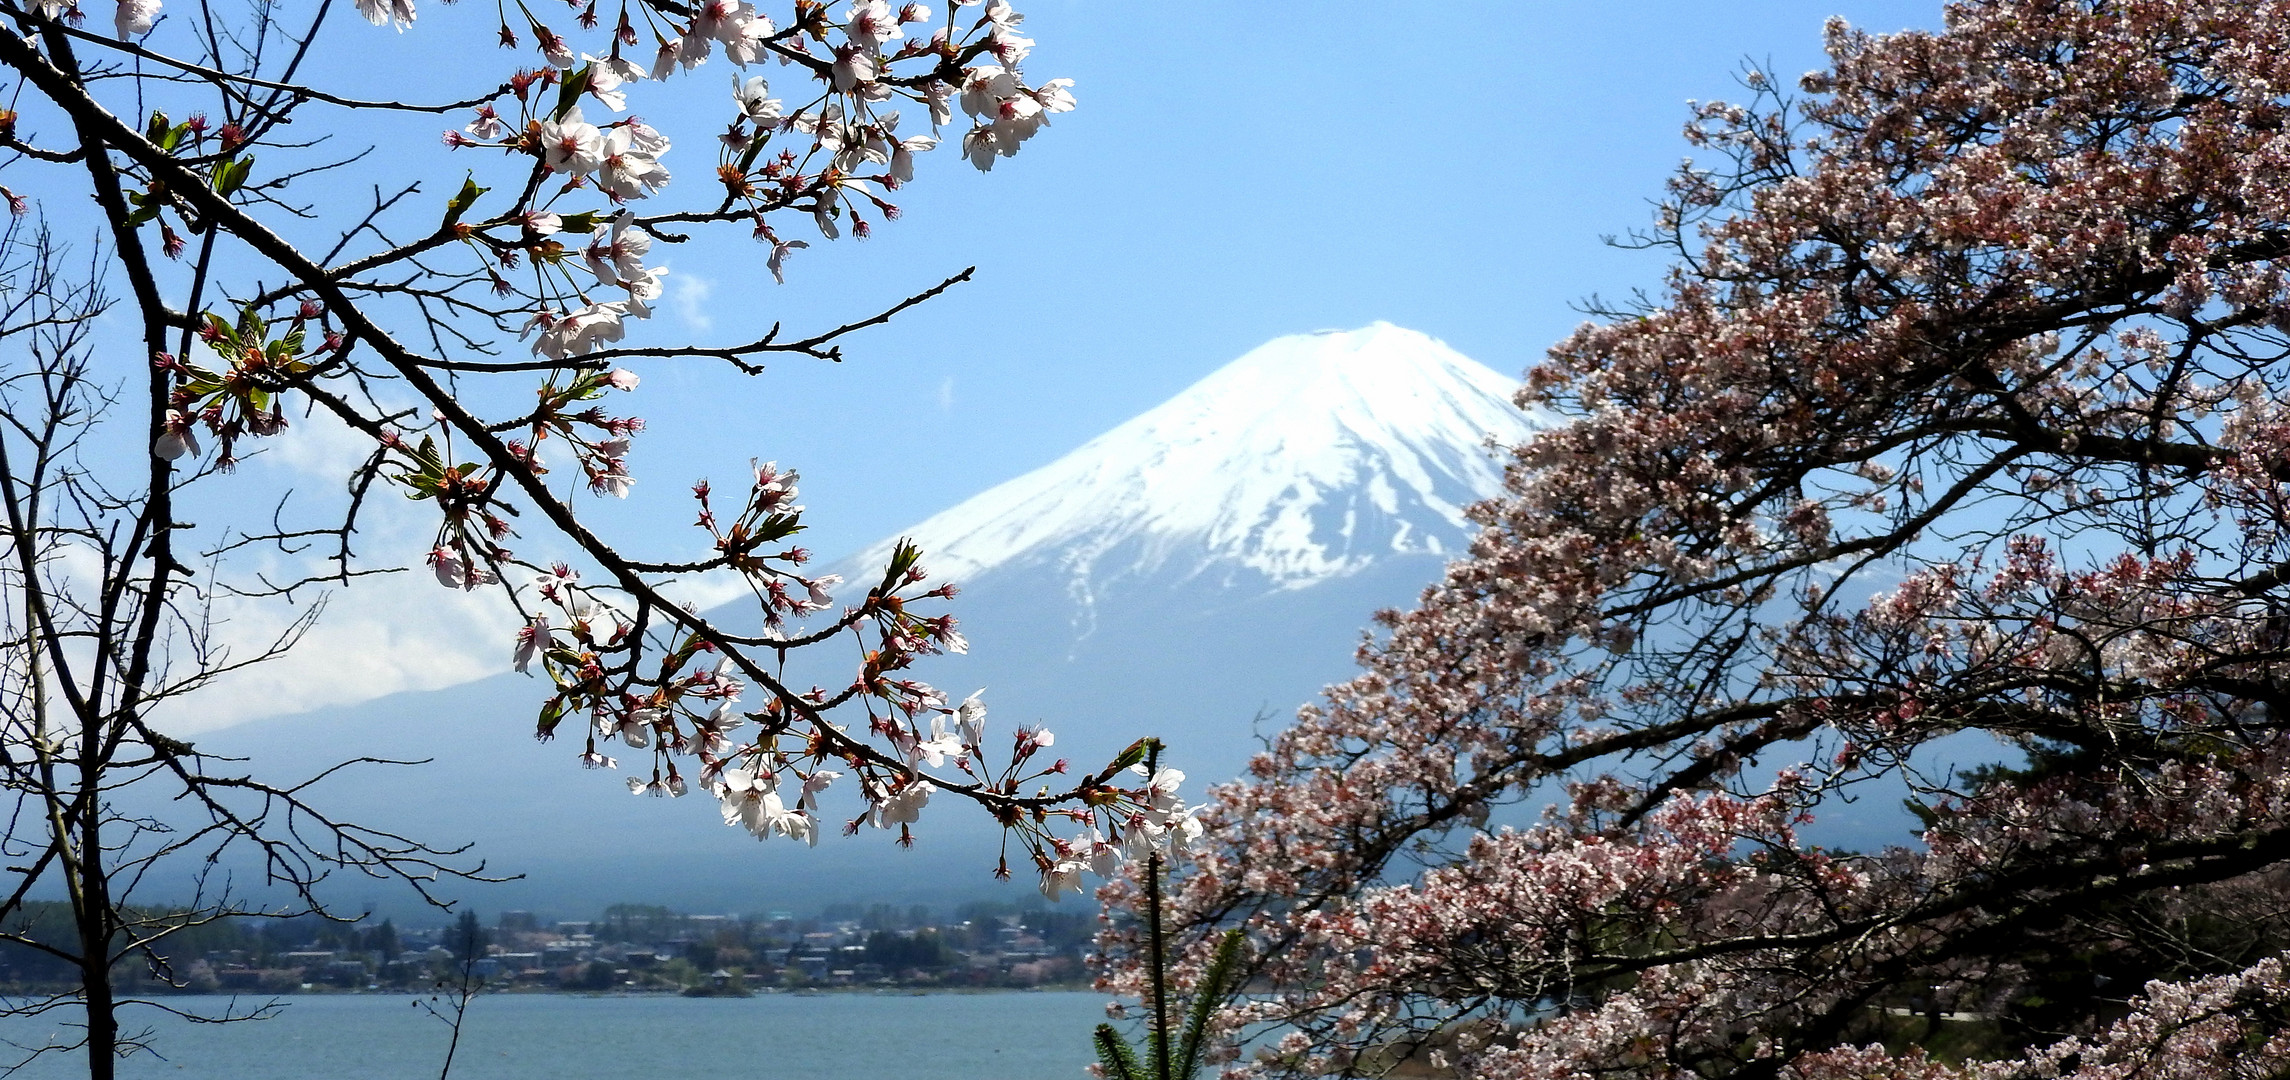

[196,325,1545,919]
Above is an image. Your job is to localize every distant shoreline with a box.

[1,982,1097,998]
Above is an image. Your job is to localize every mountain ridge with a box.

[840,323,1539,635]
[194,324,1544,918]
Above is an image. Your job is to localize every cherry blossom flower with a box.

[427,545,471,589]
[868,780,931,829]
[596,129,670,200]
[596,52,646,86]
[351,0,412,31]
[583,214,654,286]
[830,45,876,93]
[796,769,839,813]
[873,112,936,183]
[1034,78,1075,115]
[533,24,576,68]
[843,0,900,51]
[113,0,157,38]
[921,79,956,126]
[539,105,606,176]
[581,55,630,111]
[957,65,1015,119]
[954,690,987,746]
[1039,858,1086,901]
[733,75,782,124]
[691,0,773,66]
[622,117,669,154]
[529,300,633,359]
[464,105,509,141]
[765,237,807,283]
[586,457,634,498]
[960,125,997,170]
[152,409,200,461]
[512,614,548,673]
[650,37,683,80]
[905,716,962,768]
[803,573,839,607]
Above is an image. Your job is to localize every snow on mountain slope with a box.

[855,323,1544,604]
[186,325,1551,918]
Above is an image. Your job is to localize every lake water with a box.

[0,991,1109,1079]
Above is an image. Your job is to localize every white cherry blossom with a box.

[1040,858,1086,901]
[733,75,783,123]
[529,300,633,359]
[539,105,605,175]
[581,215,654,287]
[958,65,1016,118]
[463,105,508,141]
[869,781,931,829]
[352,0,411,31]
[596,127,670,200]
[955,691,988,746]
[843,0,900,50]
[114,0,158,38]
[581,55,630,111]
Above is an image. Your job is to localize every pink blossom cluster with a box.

[1100,2,2290,1077]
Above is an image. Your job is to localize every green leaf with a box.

[1172,931,1247,1080]
[1108,737,1161,774]
[202,312,239,350]
[409,435,445,473]
[536,696,567,738]
[885,539,922,582]
[442,174,488,229]
[213,156,254,195]
[1903,799,1939,831]
[553,63,591,122]
[753,513,805,543]
[555,211,601,234]
[1093,1025,1143,1080]
[143,111,170,145]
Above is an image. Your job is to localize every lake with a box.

[0,991,1110,1079]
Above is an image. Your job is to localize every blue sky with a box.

[111,0,1949,726]
[224,0,1949,560]
[584,0,1948,560]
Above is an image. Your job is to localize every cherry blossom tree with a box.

[0,0,1168,1072]
[1110,3,2290,1078]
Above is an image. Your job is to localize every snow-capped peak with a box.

[857,322,1545,598]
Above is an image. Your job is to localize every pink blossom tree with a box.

[1113,3,2290,1078]
[0,0,1168,1072]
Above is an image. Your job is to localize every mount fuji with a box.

[820,323,1543,789]
[852,321,1528,599]
[200,324,1544,916]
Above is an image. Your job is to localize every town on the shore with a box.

[0,900,1098,995]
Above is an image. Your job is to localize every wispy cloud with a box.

[146,566,516,736]
[137,466,533,735]
[262,403,385,480]
[656,568,752,615]
[671,270,716,332]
